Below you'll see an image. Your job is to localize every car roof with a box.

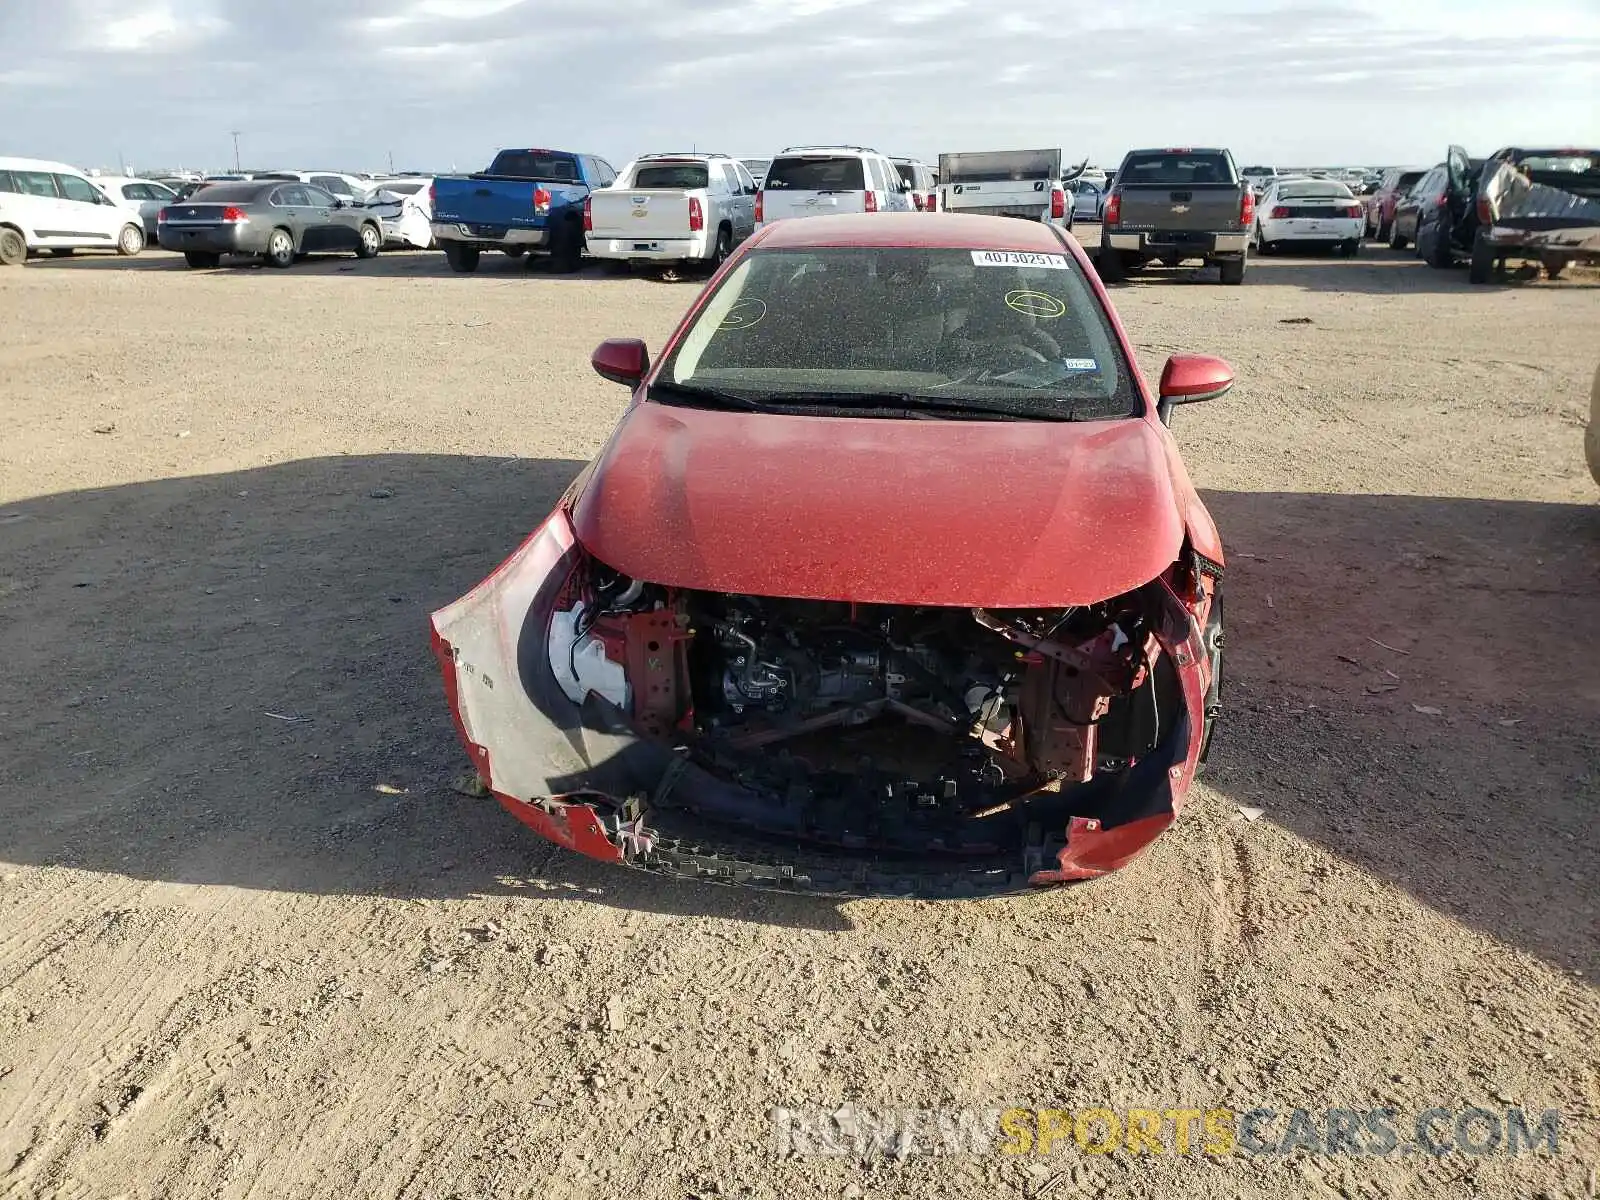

[0,156,84,174]
[754,211,1071,253]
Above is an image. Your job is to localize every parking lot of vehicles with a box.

[157,179,383,268]
[585,153,757,272]
[0,155,149,262]
[936,147,1073,226]
[2,225,1594,1199]
[757,145,912,226]
[430,147,614,273]
[1253,177,1366,256]
[1097,147,1253,284]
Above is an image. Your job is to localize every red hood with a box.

[569,401,1187,607]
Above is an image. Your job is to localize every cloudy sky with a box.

[2,0,1596,175]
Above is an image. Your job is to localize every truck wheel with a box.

[1542,255,1571,281]
[710,224,732,268]
[0,226,27,266]
[502,247,526,258]
[1218,256,1246,285]
[549,220,583,274]
[1094,242,1124,283]
[1468,233,1495,284]
[444,243,480,273]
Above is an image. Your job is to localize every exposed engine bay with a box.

[547,561,1201,857]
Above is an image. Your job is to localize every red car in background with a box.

[431,213,1232,897]
[1365,166,1426,241]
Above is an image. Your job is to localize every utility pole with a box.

[230,131,242,173]
[388,149,395,174]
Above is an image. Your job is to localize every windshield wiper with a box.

[650,380,774,412]
[760,391,1072,421]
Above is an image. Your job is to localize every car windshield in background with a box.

[658,246,1135,422]
[633,164,709,189]
[186,183,269,203]
[377,181,427,195]
[1278,183,1354,200]
[1394,171,1424,190]
[486,152,577,180]
[1121,152,1233,185]
[764,157,866,190]
[1516,153,1599,174]
[895,163,918,187]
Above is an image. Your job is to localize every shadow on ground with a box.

[1,456,1595,960]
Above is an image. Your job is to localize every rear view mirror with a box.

[592,338,650,387]
[1157,354,1234,425]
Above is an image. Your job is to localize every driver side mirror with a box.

[1157,354,1234,425]
[592,338,650,387]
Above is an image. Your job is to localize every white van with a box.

[756,146,912,227]
[0,156,148,263]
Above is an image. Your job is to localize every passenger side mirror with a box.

[592,338,650,387]
[1157,354,1234,425]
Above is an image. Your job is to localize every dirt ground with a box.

[1,235,1596,1200]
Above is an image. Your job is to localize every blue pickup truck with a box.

[430,148,618,273]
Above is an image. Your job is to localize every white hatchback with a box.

[756,146,912,227]
[0,156,149,263]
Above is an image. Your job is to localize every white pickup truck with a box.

[937,148,1076,228]
[584,153,758,271]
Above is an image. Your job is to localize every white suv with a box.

[0,156,149,264]
[891,158,938,211]
[756,145,912,227]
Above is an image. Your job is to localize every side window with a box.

[0,170,14,194]
[126,183,155,201]
[313,175,352,198]
[56,173,101,204]
[864,157,884,193]
[14,171,59,198]
[303,185,335,207]
[599,159,617,186]
[734,163,756,193]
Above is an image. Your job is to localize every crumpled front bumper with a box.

[430,514,1210,897]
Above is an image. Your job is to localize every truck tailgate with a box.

[588,188,699,240]
[943,180,1052,218]
[432,178,540,229]
[1116,185,1243,231]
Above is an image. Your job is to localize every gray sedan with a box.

[156,181,383,269]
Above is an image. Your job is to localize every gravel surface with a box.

[1,240,1596,1200]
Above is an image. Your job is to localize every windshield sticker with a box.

[1061,357,1098,371]
[719,298,768,331]
[1004,290,1067,319]
[971,251,1070,269]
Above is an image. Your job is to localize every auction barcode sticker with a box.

[971,251,1070,269]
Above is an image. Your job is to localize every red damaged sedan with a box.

[431,213,1231,897]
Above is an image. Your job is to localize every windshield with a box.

[1515,153,1599,174]
[1121,152,1234,186]
[632,163,709,189]
[1277,182,1354,200]
[1240,166,1275,177]
[485,151,578,180]
[765,157,866,191]
[188,183,268,203]
[657,246,1136,422]
[895,162,919,187]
